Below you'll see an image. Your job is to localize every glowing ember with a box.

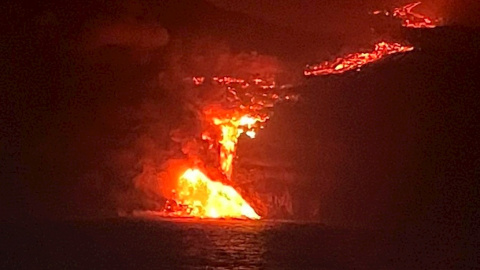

[373,2,440,28]
[165,169,260,219]
[304,41,414,76]
[192,76,205,85]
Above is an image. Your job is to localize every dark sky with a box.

[208,0,480,28]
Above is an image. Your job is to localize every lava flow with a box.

[304,41,414,76]
[163,75,294,219]
[166,169,260,219]
[206,112,268,179]
[373,2,440,28]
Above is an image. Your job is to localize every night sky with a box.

[2,0,479,247]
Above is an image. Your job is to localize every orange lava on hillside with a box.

[373,2,440,28]
[304,41,414,76]
[393,2,437,28]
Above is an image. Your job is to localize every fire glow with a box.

[304,41,414,76]
[163,75,293,219]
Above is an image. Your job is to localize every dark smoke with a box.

[2,0,174,219]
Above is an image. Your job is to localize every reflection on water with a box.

[174,219,268,269]
[1,217,454,269]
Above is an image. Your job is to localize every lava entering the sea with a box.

[153,1,440,220]
[163,75,294,219]
[304,41,414,76]
[165,169,260,219]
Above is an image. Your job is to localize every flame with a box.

[373,2,440,28]
[166,169,260,219]
[304,41,414,76]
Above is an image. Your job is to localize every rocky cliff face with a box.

[233,155,295,218]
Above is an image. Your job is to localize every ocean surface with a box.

[1,216,469,269]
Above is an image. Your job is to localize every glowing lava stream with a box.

[373,2,439,28]
[175,169,260,219]
[393,2,438,28]
[167,115,264,219]
[164,75,291,219]
[304,41,414,76]
[167,114,266,219]
[212,115,266,179]
[160,2,434,221]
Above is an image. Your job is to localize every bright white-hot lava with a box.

[173,168,260,219]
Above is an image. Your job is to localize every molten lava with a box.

[304,41,414,76]
[373,2,439,28]
[148,1,436,221]
[393,2,438,28]
[209,114,267,179]
[165,169,260,219]
[163,75,294,219]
